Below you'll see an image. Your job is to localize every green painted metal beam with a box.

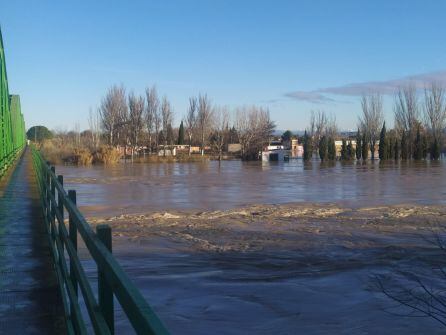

[0,27,26,173]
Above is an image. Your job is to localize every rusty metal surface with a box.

[0,150,65,334]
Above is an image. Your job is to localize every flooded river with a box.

[56,159,446,217]
[58,159,446,334]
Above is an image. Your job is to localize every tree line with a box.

[94,84,275,160]
[32,82,446,163]
[301,83,446,161]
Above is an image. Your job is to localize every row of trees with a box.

[95,84,275,160]
[302,132,357,162]
[50,82,446,163]
[301,83,446,161]
[359,84,446,161]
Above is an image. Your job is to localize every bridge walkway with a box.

[0,149,65,334]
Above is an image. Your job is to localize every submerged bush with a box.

[40,139,72,165]
[93,146,121,164]
[40,139,95,165]
[73,148,93,166]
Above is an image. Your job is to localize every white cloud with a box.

[284,91,335,103]
[286,70,446,102]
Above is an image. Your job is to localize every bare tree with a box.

[197,94,213,156]
[99,85,127,146]
[211,107,230,161]
[88,107,101,149]
[160,96,173,157]
[145,86,159,153]
[236,106,275,160]
[185,97,197,156]
[235,108,253,160]
[128,92,145,160]
[309,110,328,151]
[118,98,130,152]
[394,86,420,158]
[74,122,81,147]
[359,93,384,159]
[325,114,338,139]
[424,83,446,156]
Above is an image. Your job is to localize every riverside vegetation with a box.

[28,84,275,165]
[303,84,446,162]
[29,82,446,166]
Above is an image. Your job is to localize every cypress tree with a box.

[401,131,408,160]
[328,137,336,160]
[422,133,428,159]
[431,138,441,160]
[387,136,393,160]
[378,122,387,160]
[347,141,355,160]
[346,141,351,160]
[167,124,174,145]
[319,136,328,161]
[414,126,422,160]
[341,139,347,160]
[178,121,185,145]
[158,130,165,146]
[362,134,368,160]
[394,137,400,160]
[356,129,362,160]
[303,130,312,161]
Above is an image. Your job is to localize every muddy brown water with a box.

[57,159,446,334]
[57,159,446,217]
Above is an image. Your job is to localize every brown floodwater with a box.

[56,159,446,334]
[56,159,446,217]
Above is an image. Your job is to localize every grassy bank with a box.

[40,140,121,165]
[40,139,240,166]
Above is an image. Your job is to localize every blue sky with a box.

[1,1,446,131]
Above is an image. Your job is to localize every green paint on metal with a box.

[0,28,26,174]
[31,146,170,335]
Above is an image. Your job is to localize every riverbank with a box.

[80,203,445,334]
[39,138,241,165]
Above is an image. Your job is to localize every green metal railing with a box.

[0,28,26,176]
[31,146,169,335]
[0,147,22,178]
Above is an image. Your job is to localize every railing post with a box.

[57,175,65,263]
[43,161,46,214]
[50,166,57,261]
[57,175,64,224]
[97,224,114,334]
[68,190,78,298]
[45,162,51,230]
[51,166,56,222]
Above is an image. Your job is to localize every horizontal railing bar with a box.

[66,199,169,334]
[44,172,110,334]
[57,212,111,335]
[36,152,169,335]
[39,189,76,335]
[37,161,94,334]
[42,209,89,335]
[33,148,168,334]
